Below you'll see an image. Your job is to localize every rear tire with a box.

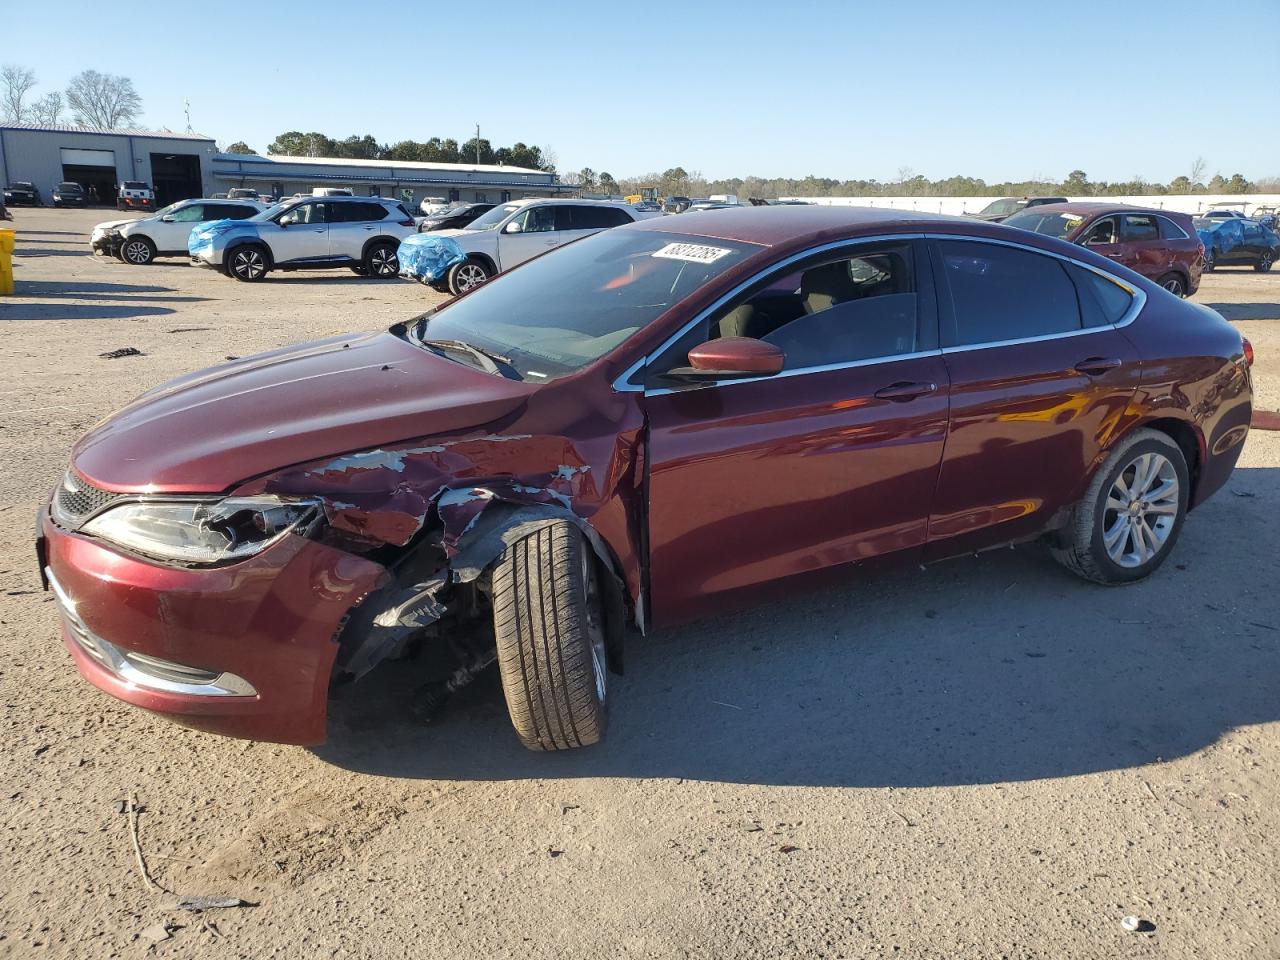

[363,241,399,278]
[1051,428,1189,585]
[1202,253,1215,273]
[447,258,492,296]
[1256,251,1274,273]
[121,236,155,265]
[1157,272,1186,297]
[227,245,269,282]
[492,522,609,751]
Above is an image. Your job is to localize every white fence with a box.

[780,195,1280,217]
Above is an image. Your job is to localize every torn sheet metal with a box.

[397,234,467,284]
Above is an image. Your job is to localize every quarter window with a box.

[937,241,1080,345]
[1158,216,1189,240]
[1067,263,1134,328]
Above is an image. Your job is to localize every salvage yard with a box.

[3,207,1280,958]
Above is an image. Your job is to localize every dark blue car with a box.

[1195,217,1280,272]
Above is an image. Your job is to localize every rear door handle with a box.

[874,381,937,402]
[1075,357,1123,376]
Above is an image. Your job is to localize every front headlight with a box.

[80,496,319,565]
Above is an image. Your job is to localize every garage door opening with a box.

[150,153,202,207]
[59,147,117,206]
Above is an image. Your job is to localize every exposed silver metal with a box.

[47,569,257,697]
[1101,452,1179,568]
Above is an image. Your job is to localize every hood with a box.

[71,330,535,493]
[93,218,136,233]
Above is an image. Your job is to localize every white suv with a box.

[188,196,418,282]
[431,198,641,294]
[91,198,266,264]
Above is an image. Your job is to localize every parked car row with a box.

[5,179,156,209]
[38,203,1254,751]
[92,198,267,263]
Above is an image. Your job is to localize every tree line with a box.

[228,132,556,172]
[2,64,142,129]
[613,163,1271,201]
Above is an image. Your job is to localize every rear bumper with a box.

[40,511,387,745]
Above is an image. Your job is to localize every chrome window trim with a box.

[611,231,1146,396]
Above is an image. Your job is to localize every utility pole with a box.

[475,123,481,165]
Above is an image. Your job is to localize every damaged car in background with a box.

[37,207,1253,751]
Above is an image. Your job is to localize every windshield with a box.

[978,199,1024,217]
[410,230,762,381]
[251,199,301,221]
[465,202,523,230]
[154,201,187,218]
[1002,209,1086,238]
[58,183,80,191]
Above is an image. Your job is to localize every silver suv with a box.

[188,196,418,282]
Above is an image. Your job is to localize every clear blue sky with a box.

[14,0,1278,183]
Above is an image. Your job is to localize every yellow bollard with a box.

[0,227,14,295]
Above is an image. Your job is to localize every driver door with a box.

[496,205,559,270]
[271,201,330,262]
[642,239,950,626]
[1077,215,1134,271]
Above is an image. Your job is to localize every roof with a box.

[0,121,214,141]
[1010,201,1185,219]
[219,153,549,177]
[627,204,964,245]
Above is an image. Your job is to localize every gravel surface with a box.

[2,208,1278,959]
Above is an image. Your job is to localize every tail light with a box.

[1242,337,1254,367]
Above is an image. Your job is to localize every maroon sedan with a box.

[1003,202,1205,297]
[37,207,1253,750]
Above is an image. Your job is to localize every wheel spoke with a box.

[1103,516,1128,554]
[1105,494,1128,513]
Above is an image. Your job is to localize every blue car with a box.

[1195,217,1280,272]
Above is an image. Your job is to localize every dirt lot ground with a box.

[2,208,1278,959]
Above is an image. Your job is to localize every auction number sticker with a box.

[652,242,734,264]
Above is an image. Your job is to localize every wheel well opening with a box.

[464,253,497,274]
[228,240,273,269]
[1143,417,1201,502]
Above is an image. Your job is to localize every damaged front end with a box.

[239,429,642,727]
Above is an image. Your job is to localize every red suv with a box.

[1003,203,1204,297]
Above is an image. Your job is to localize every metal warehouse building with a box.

[209,153,572,207]
[0,123,218,206]
[0,123,571,208]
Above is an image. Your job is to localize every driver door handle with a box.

[1075,357,1123,376]
[874,381,937,402]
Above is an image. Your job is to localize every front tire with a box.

[447,258,492,296]
[121,236,156,265]
[1052,428,1189,585]
[363,241,399,278]
[1157,272,1186,297]
[492,522,609,751]
[1202,253,1215,273]
[227,245,269,282]
[1255,251,1274,273]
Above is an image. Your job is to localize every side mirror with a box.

[664,337,785,381]
[161,215,175,222]
[504,220,523,234]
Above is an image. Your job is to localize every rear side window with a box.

[569,205,633,229]
[1243,222,1265,243]
[937,241,1080,346]
[1158,216,1189,240]
[1121,214,1159,242]
[223,203,259,220]
[332,202,387,223]
[1067,264,1134,328]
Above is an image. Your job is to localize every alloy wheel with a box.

[231,249,264,280]
[1261,253,1274,273]
[1161,276,1185,296]
[456,263,488,291]
[1102,452,1180,568]
[124,240,151,264]
[580,538,607,705]
[370,247,397,276]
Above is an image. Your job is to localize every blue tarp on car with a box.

[397,234,466,284]
[1196,218,1246,259]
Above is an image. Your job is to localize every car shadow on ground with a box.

[316,465,1280,789]
[1205,302,1280,321]
[13,278,209,304]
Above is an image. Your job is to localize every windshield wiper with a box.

[418,337,516,378]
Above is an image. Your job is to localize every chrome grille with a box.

[53,471,122,528]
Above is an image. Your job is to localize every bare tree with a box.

[28,91,63,125]
[1189,156,1207,188]
[65,70,142,129]
[1,64,37,122]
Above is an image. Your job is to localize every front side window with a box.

[511,205,557,233]
[1080,217,1118,245]
[699,244,921,370]
[1121,214,1159,242]
[937,240,1080,345]
[465,202,522,231]
[415,230,760,381]
[169,204,206,222]
[277,202,327,226]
